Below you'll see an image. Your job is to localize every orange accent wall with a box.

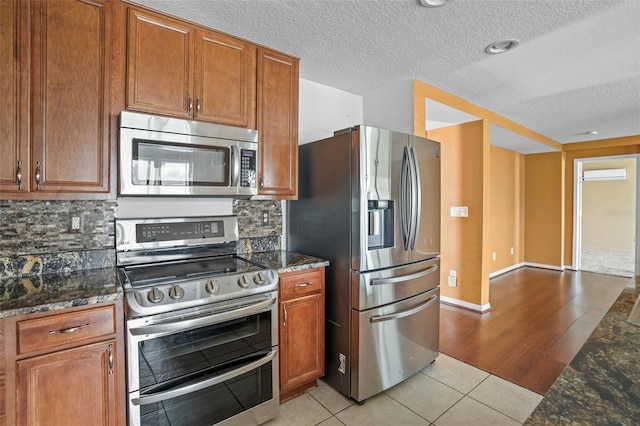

[490,146,525,273]
[429,120,490,307]
[524,152,565,267]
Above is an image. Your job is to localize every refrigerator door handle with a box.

[370,263,438,286]
[409,146,422,250]
[399,147,411,250]
[370,294,438,323]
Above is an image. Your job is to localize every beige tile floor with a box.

[266,354,543,426]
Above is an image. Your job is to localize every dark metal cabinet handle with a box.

[196,96,201,116]
[188,94,193,114]
[108,344,113,375]
[35,161,41,190]
[17,160,22,190]
[259,177,264,190]
[48,323,90,335]
[294,282,310,288]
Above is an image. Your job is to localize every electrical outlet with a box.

[68,212,83,234]
[492,252,496,261]
[261,210,269,226]
[449,270,457,277]
[338,353,346,374]
[448,275,457,287]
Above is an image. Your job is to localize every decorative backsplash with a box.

[0,200,117,256]
[0,199,283,277]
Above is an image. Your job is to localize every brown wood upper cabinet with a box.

[256,48,299,200]
[126,5,256,128]
[0,0,112,199]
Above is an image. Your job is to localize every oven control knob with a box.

[147,287,164,303]
[238,274,251,288]
[205,280,220,295]
[169,285,185,300]
[253,272,267,285]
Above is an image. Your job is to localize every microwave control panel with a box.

[240,149,257,188]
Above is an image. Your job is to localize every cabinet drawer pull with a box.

[188,94,193,114]
[35,161,41,190]
[294,282,310,288]
[196,96,201,116]
[48,323,90,335]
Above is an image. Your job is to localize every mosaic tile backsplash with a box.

[0,199,282,277]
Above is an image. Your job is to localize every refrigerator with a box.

[288,125,441,402]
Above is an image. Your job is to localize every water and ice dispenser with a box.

[367,200,394,249]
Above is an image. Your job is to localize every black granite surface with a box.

[0,250,324,319]
[526,280,640,425]
[0,267,122,319]
[242,250,329,273]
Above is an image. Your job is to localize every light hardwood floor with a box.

[440,266,630,395]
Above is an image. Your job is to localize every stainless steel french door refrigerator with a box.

[288,126,441,402]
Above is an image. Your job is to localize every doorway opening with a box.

[573,155,637,277]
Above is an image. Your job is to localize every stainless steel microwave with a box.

[119,111,258,198]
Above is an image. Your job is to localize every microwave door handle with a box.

[131,349,277,406]
[230,145,240,186]
[128,297,275,337]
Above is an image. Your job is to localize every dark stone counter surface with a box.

[0,250,323,319]
[242,250,329,274]
[526,280,640,424]
[0,267,122,319]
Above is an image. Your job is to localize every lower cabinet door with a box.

[17,340,117,426]
[280,293,324,394]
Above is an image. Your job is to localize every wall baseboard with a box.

[524,262,565,271]
[489,262,526,279]
[440,295,492,313]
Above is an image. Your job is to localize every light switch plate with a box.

[450,206,468,217]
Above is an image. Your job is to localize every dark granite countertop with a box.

[0,267,123,319]
[526,279,640,424]
[242,250,329,274]
[0,250,324,319]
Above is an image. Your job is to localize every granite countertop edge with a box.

[1,250,327,319]
[242,250,330,274]
[0,267,123,320]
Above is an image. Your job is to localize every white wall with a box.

[298,79,363,144]
[362,80,414,134]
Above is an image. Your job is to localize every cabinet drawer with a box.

[280,269,324,301]
[17,305,116,355]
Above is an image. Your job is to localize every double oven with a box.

[116,216,279,426]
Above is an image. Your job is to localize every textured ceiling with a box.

[131,0,640,152]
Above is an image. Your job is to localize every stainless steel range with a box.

[116,216,279,426]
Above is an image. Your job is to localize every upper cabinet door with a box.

[194,30,256,128]
[0,0,26,193]
[30,0,111,194]
[256,48,299,200]
[126,8,194,118]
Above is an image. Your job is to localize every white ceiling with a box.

[132,0,640,153]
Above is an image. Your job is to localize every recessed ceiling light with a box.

[419,0,453,7]
[485,39,520,54]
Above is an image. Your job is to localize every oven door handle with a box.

[131,349,278,406]
[128,297,276,337]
